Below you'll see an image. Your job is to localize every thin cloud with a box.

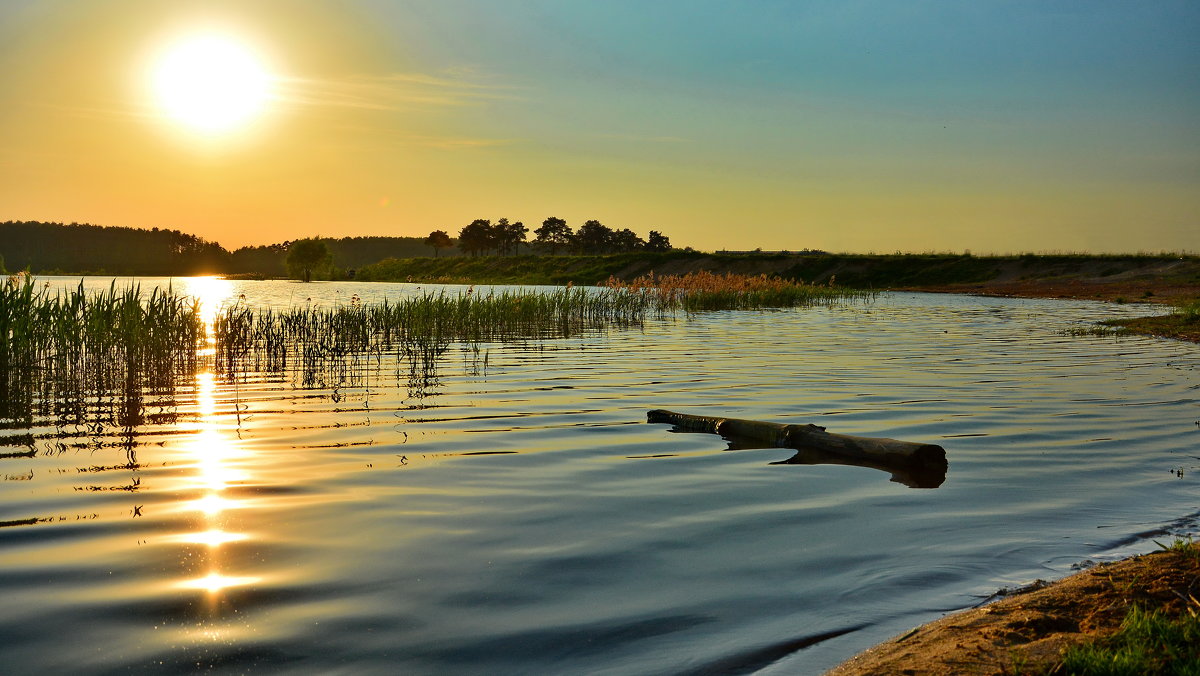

[597,133,692,144]
[405,134,516,150]
[276,71,517,112]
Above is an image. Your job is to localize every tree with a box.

[646,230,672,252]
[574,220,614,254]
[493,218,528,256]
[286,238,332,282]
[424,230,453,257]
[457,219,495,256]
[533,217,573,255]
[611,228,645,253]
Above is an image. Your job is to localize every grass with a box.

[0,273,200,426]
[213,286,661,386]
[1044,539,1200,676]
[4,272,868,408]
[1052,605,1200,675]
[1100,298,1200,342]
[356,252,699,286]
[599,270,871,311]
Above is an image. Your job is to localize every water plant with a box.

[5,275,872,425]
[1053,604,1200,675]
[1099,297,1200,343]
[600,270,871,312]
[0,275,200,427]
[212,286,657,386]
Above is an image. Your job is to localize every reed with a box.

[4,275,872,421]
[600,271,871,311]
[0,274,201,426]
[212,286,656,385]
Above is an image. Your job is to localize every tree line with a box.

[428,217,671,257]
[0,219,676,278]
[0,221,229,276]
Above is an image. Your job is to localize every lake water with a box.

[1,277,1196,674]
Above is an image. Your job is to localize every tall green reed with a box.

[0,275,201,428]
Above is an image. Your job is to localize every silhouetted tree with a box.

[646,231,672,252]
[533,217,573,255]
[493,218,528,256]
[0,221,230,275]
[424,230,453,257]
[286,238,332,282]
[611,228,645,252]
[574,220,614,254]
[457,219,495,257]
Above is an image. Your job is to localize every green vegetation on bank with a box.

[356,252,701,285]
[356,251,1200,288]
[1054,607,1200,675]
[1102,299,1200,343]
[4,221,1198,294]
[1049,540,1200,676]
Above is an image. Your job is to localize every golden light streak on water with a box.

[179,276,234,357]
[187,494,239,517]
[167,529,249,547]
[177,572,261,594]
[170,364,262,613]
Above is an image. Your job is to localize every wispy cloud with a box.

[597,133,692,144]
[276,70,517,112]
[403,134,516,150]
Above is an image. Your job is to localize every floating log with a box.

[646,409,948,488]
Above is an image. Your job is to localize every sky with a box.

[1,0,1197,253]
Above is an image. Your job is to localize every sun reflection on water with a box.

[177,572,261,594]
[178,276,235,357]
[173,360,260,601]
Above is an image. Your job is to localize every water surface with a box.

[1,278,1196,674]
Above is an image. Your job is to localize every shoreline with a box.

[826,542,1199,675]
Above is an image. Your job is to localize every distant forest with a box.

[0,219,675,277]
[0,221,462,277]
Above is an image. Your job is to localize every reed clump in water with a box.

[0,275,201,427]
[601,271,871,312]
[213,286,656,386]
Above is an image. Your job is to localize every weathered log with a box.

[646,409,948,488]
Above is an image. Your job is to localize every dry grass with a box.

[600,270,870,311]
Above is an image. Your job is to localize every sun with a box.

[150,32,274,135]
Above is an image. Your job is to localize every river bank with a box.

[827,542,1200,675]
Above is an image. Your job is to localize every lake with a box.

[1,277,1196,674]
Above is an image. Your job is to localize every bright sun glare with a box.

[150,33,273,134]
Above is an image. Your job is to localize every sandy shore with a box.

[826,543,1199,675]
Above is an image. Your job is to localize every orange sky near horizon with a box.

[1,1,1197,254]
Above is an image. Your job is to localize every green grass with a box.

[356,252,700,285]
[0,274,201,426]
[1053,605,1200,675]
[210,277,870,385]
[1101,298,1200,342]
[3,274,870,407]
[355,251,1200,289]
